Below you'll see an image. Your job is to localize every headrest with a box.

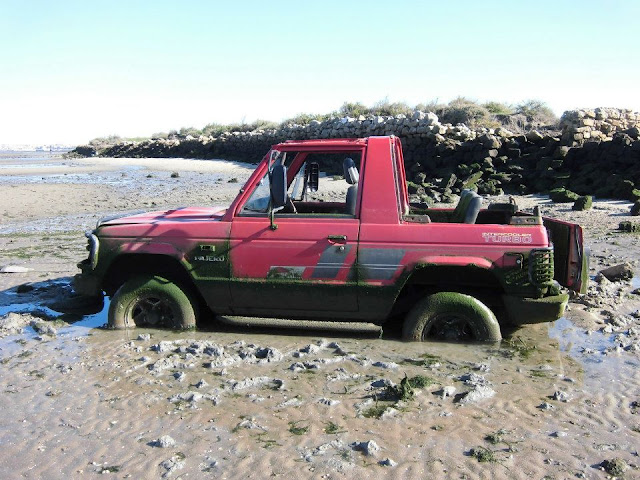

[343,157,359,185]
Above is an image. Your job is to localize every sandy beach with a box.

[1,154,639,479]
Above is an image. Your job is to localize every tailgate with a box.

[543,217,588,293]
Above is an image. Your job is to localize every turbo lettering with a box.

[482,233,533,244]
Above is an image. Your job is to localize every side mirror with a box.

[270,164,287,209]
[269,164,287,230]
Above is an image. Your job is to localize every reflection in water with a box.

[548,316,615,363]
[548,316,640,395]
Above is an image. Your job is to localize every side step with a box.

[216,315,382,334]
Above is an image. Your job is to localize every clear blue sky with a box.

[1,0,639,145]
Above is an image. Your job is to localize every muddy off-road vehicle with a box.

[74,136,587,341]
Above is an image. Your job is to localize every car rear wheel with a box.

[402,292,501,342]
[108,275,197,330]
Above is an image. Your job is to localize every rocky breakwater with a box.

[72,108,640,202]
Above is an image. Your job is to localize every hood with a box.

[97,206,228,227]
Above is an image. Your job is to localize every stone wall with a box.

[75,107,640,202]
[560,108,640,145]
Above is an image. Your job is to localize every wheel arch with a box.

[389,263,505,318]
[103,253,199,300]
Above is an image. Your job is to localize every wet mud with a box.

[1,154,639,478]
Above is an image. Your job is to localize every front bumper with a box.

[73,260,102,297]
[73,268,102,298]
[502,292,569,326]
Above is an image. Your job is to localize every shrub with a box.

[370,98,413,117]
[338,102,369,117]
[483,101,514,116]
[515,100,558,126]
[280,112,330,126]
[415,99,445,115]
[439,97,491,127]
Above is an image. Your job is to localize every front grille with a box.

[528,248,554,286]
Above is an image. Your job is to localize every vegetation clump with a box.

[549,188,580,203]
[600,458,628,476]
[288,421,309,435]
[484,430,506,445]
[572,195,592,211]
[323,421,346,434]
[503,336,536,359]
[469,446,496,463]
[362,403,389,419]
[619,221,640,233]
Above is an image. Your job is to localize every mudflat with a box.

[1,155,639,479]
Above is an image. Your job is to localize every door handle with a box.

[327,234,347,244]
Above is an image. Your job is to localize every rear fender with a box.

[410,255,493,270]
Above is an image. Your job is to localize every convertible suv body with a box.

[74,136,587,341]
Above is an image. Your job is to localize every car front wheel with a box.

[108,275,197,330]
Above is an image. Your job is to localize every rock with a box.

[538,402,554,410]
[151,341,177,353]
[549,188,579,203]
[160,454,185,478]
[458,385,495,404]
[277,398,303,408]
[289,362,306,372]
[170,172,179,178]
[152,435,176,448]
[30,320,59,336]
[599,263,634,282]
[169,391,203,404]
[379,458,397,467]
[231,376,283,390]
[526,130,544,142]
[299,344,321,355]
[0,312,34,337]
[372,361,398,369]
[136,333,151,341]
[552,390,570,402]
[255,347,282,362]
[370,379,391,388]
[317,397,340,406]
[436,386,456,399]
[351,440,380,456]
[1,265,33,273]
[173,371,186,382]
[572,196,592,211]
[459,373,488,386]
[631,201,640,216]
[194,379,209,389]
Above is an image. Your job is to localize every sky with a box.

[1,0,639,145]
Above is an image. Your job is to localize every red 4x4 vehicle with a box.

[74,136,587,341]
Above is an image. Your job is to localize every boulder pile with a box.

[72,108,640,202]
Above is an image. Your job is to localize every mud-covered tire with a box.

[402,292,501,342]
[108,275,197,330]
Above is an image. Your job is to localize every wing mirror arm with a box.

[269,204,284,230]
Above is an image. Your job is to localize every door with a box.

[229,216,359,313]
